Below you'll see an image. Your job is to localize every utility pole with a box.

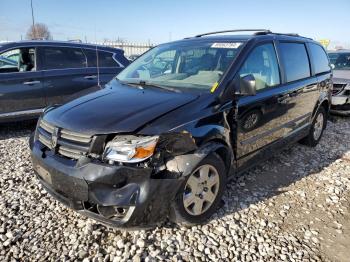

[30,0,36,39]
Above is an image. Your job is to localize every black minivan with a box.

[0,41,129,122]
[30,30,332,228]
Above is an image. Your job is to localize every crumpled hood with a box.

[44,80,199,135]
[333,70,350,84]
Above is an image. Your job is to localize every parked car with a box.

[0,40,129,122]
[328,50,350,115]
[30,30,332,228]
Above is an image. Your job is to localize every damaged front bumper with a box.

[30,141,184,228]
[331,83,350,116]
[331,95,350,116]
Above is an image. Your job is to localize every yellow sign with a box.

[319,39,330,48]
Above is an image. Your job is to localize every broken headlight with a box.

[104,135,159,163]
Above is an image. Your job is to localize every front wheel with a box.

[300,107,327,147]
[171,153,226,225]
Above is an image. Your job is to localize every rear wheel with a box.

[171,153,226,225]
[300,107,327,147]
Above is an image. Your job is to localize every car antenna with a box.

[94,28,101,88]
[96,44,101,88]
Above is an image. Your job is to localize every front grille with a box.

[37,119,92,159]
[332,83,347,95]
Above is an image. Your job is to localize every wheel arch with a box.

[312,98,330,119]
[165,140,233,177]
[205,138,233,174]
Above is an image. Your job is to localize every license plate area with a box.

[36,165,52,184]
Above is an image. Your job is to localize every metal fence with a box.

[89,41,155,57]
[0,40,156,57]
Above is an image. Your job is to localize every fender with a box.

[312,96,330,119]
[164,142,231,177]
[311,78,332,119]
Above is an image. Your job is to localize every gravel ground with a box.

[0,117,349,262]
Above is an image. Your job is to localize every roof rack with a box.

[256,31,299,37]
[192,29,313,40]
[276,32,312,40]
[194,29,271,38]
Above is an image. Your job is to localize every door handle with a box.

[277,94,290,104]
[84,75,97,80]
[23,81,40,85]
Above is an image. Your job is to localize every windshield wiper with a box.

[121,80,181,93]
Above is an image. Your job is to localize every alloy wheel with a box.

[313,112,324,140]
[183,164,220,216]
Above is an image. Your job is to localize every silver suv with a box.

[328,50,350,115]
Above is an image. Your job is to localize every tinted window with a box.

[99,51,118,67]
[309,44,330,74]
[280,43,310,82]
[84,49,119,67]
[239,43,280,90]
[42,47,86,69]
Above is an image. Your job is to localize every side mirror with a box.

[330,64,335,69]
[239,74,256,96]
[218,74,256,105]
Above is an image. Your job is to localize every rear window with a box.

[42,47,86,70]
[309,43,330,74]
[83,49,119,67]
[279,43,311,82]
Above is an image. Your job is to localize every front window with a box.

[0,48,36,73]
[117,40,244,91]
[328,52,350,70]
[239,43,280,91]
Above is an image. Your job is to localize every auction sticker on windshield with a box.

[211,43,242,48]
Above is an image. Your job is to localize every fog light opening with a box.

[97,205,128,219]
[115,207,126,215]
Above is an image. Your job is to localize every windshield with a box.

[117,40,244,91]
[328,52,350,70]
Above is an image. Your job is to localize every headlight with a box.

[104,135,159,163]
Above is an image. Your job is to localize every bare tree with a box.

[26,23,52,40]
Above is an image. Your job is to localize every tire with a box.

[299,106,327,147]
[29,131,35,148]
[170,153,226,225]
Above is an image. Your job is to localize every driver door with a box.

[235,42,296,168]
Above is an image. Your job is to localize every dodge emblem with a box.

[51,127,59,148]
